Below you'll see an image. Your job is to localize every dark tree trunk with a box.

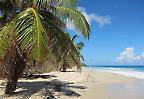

[5,58,26,94]
[61,64,67,72]
[4,43,26,94]
[60,58,67,72]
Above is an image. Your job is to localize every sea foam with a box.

[88,67,144,79]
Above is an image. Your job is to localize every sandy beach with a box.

[0,68,144,99]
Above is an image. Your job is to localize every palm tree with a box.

[60,35,85,72]
[0,0,90,94]
[75,41,85,71]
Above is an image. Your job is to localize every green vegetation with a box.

[0,0,90,94]
[60,35,85,72]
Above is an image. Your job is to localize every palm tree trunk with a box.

[5,58,26,94]
[61,58,67,72]
[61,64,66,72]
[4,44,26,94]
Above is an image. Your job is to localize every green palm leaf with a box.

[57,0,78,9]
[0,8,48,62]
[0,7,81,65]
[15,8,48,62]
[56,6,90,38]
[45,21,80,65]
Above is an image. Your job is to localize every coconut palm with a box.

[0,0,90,94]
[60,35,85,72]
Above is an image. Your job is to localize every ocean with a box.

[86,66,144,79]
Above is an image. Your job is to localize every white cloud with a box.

[77,7,111,28]
[116,47,144,64]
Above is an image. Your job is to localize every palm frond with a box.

[72,34,78,41]
[25,0,77,9]
[0,7,49,63]
[80,54,84,61]
[44,20,80,65]
[40,9,80,64]
[57,0,78,9]
[40,10,66,29]
[15,8,49,62]
[0,7,81,65]
[76,42,84,50]
[24,0,55,9]
[0,27,10,59]
[56,6,90,38]
[0,0,89,68]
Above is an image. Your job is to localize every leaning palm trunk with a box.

[61,64,67,72]
[5,43,26,94]
[60,57,67,72]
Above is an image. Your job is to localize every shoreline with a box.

[87,66,144,80]
[0,67,144,99]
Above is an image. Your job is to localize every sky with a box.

[70,0,144,66]
[1,0,144,66]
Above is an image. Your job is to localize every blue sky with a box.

[72,0,144,66]
[0,0,144,66]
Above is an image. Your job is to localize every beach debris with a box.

[22,73,56,79]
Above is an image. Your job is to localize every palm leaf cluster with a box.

[0,0,90,70]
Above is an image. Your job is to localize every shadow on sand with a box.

[1,78,86,99]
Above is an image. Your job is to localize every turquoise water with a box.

[87,66,144,72]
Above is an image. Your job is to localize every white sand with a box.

[0,68,141,99]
